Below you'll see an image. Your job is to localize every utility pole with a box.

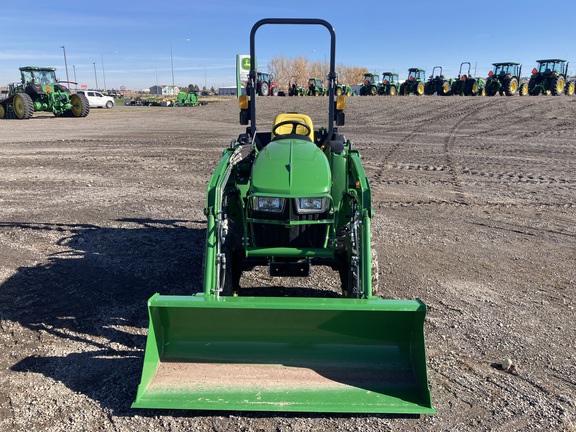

[60,46,70,88]
[101,53,107,91]
[93,62,99,90]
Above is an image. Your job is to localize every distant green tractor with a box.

[400,68,426,96]
[424,66,452,96]
[288,76,306,96]
[307,77,328,96]
[174,91,199,106]
[451,62,486,96]
[528,59,575,96]
[359,73,380,96]
[485,62,527,96]
[377,72,400,95]
[0,66,90,119]
[335,82,353,96]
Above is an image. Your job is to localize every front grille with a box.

[250,199,328,248]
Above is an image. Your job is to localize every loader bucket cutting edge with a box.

[132,294,434,414]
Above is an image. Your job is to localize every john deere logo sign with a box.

[236,54,256,98]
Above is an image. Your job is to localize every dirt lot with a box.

[0,96,575,431]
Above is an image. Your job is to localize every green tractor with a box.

[377,72,400,95]
[288,76,306,96]
[0,66,90,119]
[485,62,527,96]
[173,90,199,106]
[335,81,353,96]
[450,62,486,96]
[359,72,379,96]
[528,59,575,96]
[424,66,452,96]
[307,77,328,96]
[132,18,434,415]
[399,68,426,96]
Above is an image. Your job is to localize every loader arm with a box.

[203,149,234,297]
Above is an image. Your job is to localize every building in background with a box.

[149,85,179,96]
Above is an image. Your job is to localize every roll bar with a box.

[247,18,337,137]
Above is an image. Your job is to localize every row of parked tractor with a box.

[253,72,355,97]
[359,60,576,97]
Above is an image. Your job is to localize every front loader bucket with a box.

[132,294,434,414]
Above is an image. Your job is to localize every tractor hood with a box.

[251,138,331,196]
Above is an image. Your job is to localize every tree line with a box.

[267,55,368,91]
[185,84,216,93]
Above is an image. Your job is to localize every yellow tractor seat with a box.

[271,113,314,140]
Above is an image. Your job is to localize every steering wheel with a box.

[272,120,311,137]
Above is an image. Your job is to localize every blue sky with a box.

[1,0,574,91]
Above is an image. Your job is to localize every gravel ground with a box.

[0,96,575,431]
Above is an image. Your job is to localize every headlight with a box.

[253,196,285,213]
[296,197,328,214]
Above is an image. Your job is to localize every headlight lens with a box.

[253,196,284,213]
[296,197,328,214]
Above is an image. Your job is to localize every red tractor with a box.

[255,72,279,96]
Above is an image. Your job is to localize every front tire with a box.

[339,223,378,298]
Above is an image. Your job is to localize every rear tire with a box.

[389,86,397,96]
[551,76,565,96]
[259,82,269,96]
[468,80,478,96]
[451,82,459,96]
[0,103,5,119]
[424,82,431,95]
[416,82,425,96]
[69,93,90,117]
[528,77,537,95]
[504,78,518,96]
[13,93,34,119]
[441,81,451,96]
